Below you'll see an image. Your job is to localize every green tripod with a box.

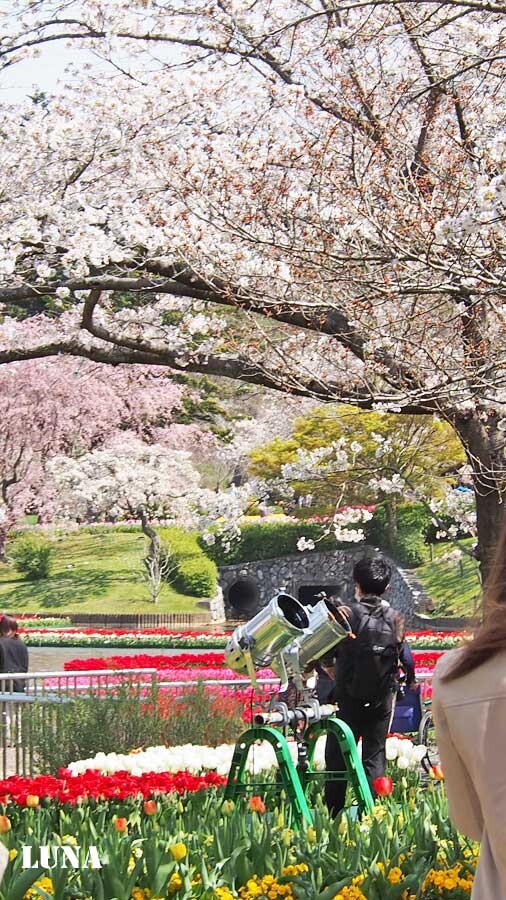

[224,716,374,827]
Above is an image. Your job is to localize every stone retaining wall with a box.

[219,546,417,623]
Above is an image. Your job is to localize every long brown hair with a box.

[443,518,506,681]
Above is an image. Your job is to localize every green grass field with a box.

[0,531,202,614]
[414,539,482,617]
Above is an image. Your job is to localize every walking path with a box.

[28,646,209,672]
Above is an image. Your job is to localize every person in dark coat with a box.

[324,557,415,817]
[0,615,29,692]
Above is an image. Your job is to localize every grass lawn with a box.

[0,531,203,614]
[415,539,482,617]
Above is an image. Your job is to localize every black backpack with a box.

[344,603,400,703]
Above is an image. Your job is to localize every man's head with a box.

[353,556,392,598]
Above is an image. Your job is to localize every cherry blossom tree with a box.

[0,1,505,576]
[47,436,252,599]
[0,357,184,557]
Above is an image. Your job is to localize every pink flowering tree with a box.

[0,357,184,558]
[0,2,505,576]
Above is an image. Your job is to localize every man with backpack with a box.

[325,556,415,817]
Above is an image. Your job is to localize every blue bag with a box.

[390,688,422,733]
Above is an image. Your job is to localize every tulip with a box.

[306,826,317,844]
[143,799,157,815]
[248,795,266,814]
[431,764,444,780]
[25,795,39,808]
[0,816,11,833]
[168,842,187,861]
[373,776,394,796]
[114,817,128,833]
[281,828,293,848]
[221,799,235,815]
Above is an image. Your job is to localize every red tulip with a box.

[373,776,394,796]
[249,795,266,813]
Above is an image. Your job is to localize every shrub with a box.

[24,680,244,772]
[23,680,162,771]
[159,526,202,561]
[10,533,55,580]
[364,502,432,551]
[173,555,218,597]
[391,531,429,567]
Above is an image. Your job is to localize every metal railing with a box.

[0,670,277,778]
[0,670,432,779]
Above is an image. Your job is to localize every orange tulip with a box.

[431,764,444,780]
[249,795,266,814]
[143,799,157,816]
[114,817,128,833]
[0,816,11,833]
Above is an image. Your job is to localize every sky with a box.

[0,44,102,101]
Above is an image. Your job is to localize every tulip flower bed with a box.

[19,626,467,651]
[0,770,478,900]
[0,770,225,806]
[63,649,441,693]
[63,652,232,672]
[18,617,73,629]
[64,650,443,677]
[20,628,232,649]
[66,735,429,778]
[406,632,467,650]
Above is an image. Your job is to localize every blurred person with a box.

[433,521,506,899]
[0,615,29,693]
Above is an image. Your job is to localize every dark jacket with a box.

[332,597,413,702]
[0,637,29,693]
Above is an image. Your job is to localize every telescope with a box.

[225,591,351,726]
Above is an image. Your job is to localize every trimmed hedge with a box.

[200,505,435,570]
[160,526,218,597]
[363,502,432,548]
[173,555,218,598]
[200,521,341,567]
[391,531,429,567]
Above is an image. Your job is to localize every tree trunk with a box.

[138,507,161,560]
[138,506,163,602]
[0,528,7,563]
[385,498,398,550]
[454,414,506,585]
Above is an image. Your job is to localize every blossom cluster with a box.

[385,736,428,770]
